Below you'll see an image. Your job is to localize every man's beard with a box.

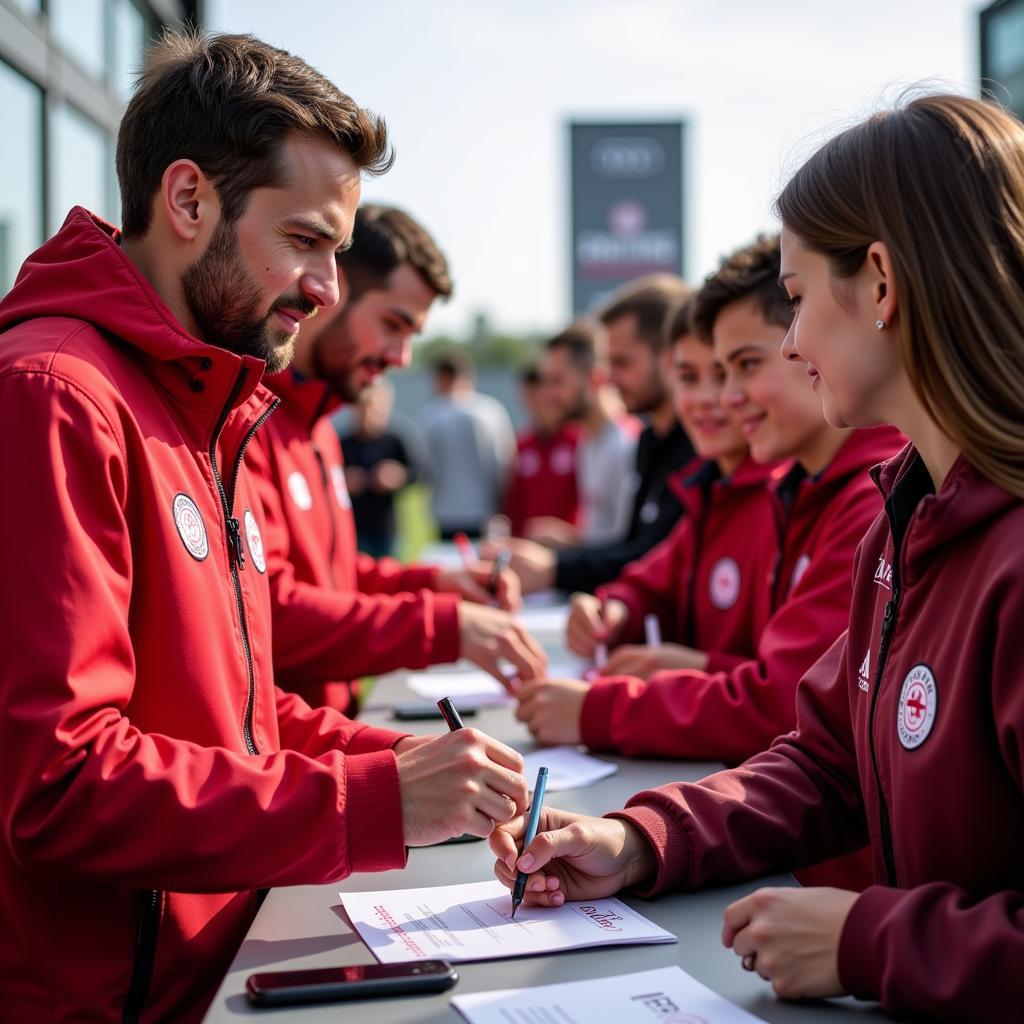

[181,218,314,374]
[311,306,386,403]
[625,372,668,415]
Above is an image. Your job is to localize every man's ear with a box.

[159,160,219,242]
[866,240,899,328]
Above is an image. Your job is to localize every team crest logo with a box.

[518,449,541,478]
[330,465,351,510]
[243,508,266,574]
[551,445,574,475]
[287,470,314,511]
[897,664,938,750]
[709,557,741,610]
[791,553,811,590]
[172,493,208,561]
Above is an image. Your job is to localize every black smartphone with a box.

[245,960,458,1007]
[392,701,478,721]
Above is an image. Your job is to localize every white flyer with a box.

[339,879,675,964]
[452,965,767,1024]
[405,671,513,707]
[516,604,570,638]
[522,746,617,791]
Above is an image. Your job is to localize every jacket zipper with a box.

[122,889,161,1024]
[208,369,278,756]
[311,445,339,589]
[866,497,903,885]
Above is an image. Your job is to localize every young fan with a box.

[563,296,779,682]
[492,94,1024,1023]
[517,236,902,766]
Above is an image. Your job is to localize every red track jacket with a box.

[0,210,409,1023]
[248,369,460,713]
[616,446,1024,1022]
[581,428,904,763]
[503,423,581,537]
[601,457,781,671]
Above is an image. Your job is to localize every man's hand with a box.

[392,734,434,755]
[436,564,521,612]
[343,464,369,496]
[604,642,709,678]
[523,516,580,548]
[722,887,857,1000]
[489,806,656,906]
[371,459,407,493]
[514,678,589,746]
[458,602,547,687]
[398,729,528,846]
[565,593,629,659]
[481,538,555,594]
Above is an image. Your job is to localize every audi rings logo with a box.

[590,137,665,178]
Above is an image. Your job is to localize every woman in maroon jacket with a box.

[490,93,1024,1023]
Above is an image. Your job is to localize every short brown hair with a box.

[691,234,792,342]
[666,293,698,345]
[117,30,393,238]
[338,205,453,300]
[544,319,604,375]
[597,274,691,352]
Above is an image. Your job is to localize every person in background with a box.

[339,377,413,558]
[0,33,528,1024]
[418,348,516,539]
[491,93,1024,1023]
[517,235,901,776]
[491,275,695,594]
[249,205,547,716]
[563,293,778,680]
[502,362,583,542]
[526,320,637,548]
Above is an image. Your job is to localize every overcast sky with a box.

[210,0,983,338]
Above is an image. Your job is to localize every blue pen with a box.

[510,766,548,918]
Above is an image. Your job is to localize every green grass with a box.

[396,483,438,563]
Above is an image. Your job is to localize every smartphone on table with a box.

[246,959,458,1007]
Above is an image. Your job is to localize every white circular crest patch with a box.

[709,556,741,610]
[551,445,575,476]
[897,664,937,750]
[790,553,812,591]
[518,449,541,478]
[330,465,351,510]
[172,493,208,561]
[287,470,314,511]
[243,508,266,574]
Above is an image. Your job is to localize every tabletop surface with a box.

[203,599,887,1023]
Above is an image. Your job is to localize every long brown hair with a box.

[776,93,1024,498]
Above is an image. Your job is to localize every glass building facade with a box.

[981,0,1024,121]
[0,0,201,293]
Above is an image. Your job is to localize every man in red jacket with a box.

[250,204,547,715]
[516,236,902,767]
[0,34,527,1024]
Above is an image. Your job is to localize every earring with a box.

[875,320,886,331]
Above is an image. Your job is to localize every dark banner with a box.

[570,121,685,315]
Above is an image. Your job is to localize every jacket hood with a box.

[0,207,236,366]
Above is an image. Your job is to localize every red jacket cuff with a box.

[403,563,441,591]
[579,677,622,750]
[837,884,903,1001]
[343,750,408,874]
[433,592,462,664]
[345,724,411,755]
[607,803,691,898]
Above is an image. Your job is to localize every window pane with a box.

[113,0,147,101]
[51,104,114,233]
[0,61,44,294]
[51,0,107,81]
